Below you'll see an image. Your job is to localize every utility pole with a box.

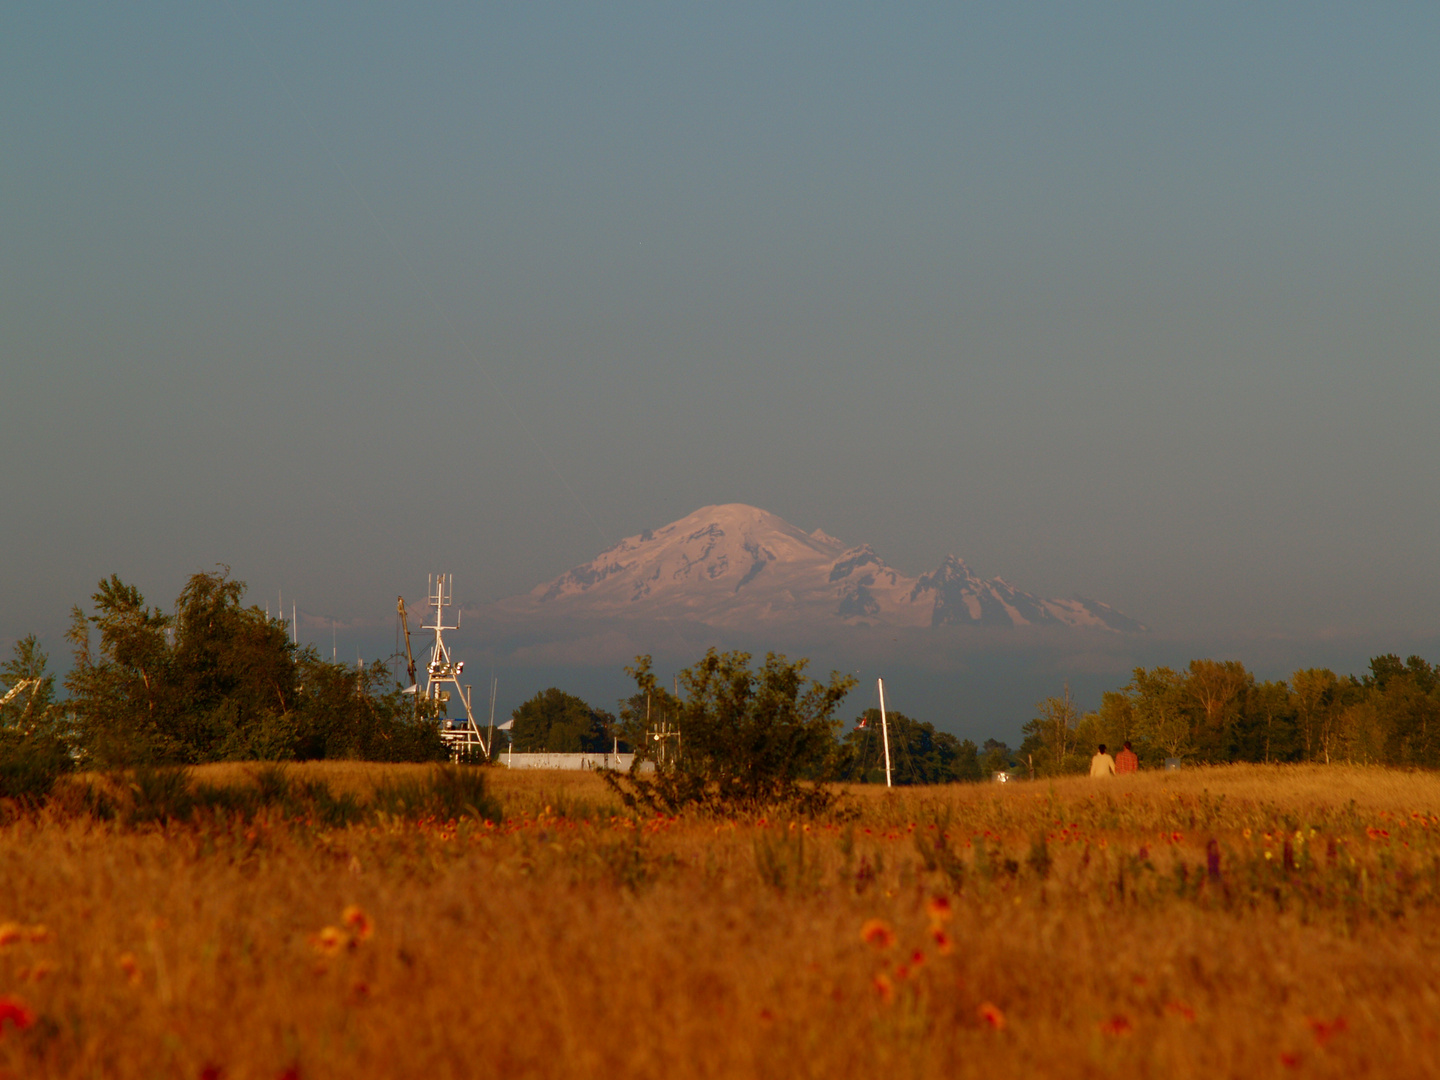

[878,678,892,789]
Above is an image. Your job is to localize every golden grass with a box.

[3,764,1439,1078]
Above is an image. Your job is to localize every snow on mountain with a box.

[503,503,1144,633]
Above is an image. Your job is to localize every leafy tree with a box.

[835,710,979,784]
[66,575,178,765]
[1289,668,1344,764]
[1363,655,1440,766]
[0,636,70,803]
[1020,683,1084,775]
[511,688,613,753]
[1186,659,1253,761]
[607,650,855,814]
[1,635,57,734]
[1244,679,1299,764]
[1128,667,1190,762]
[64,569,444,765]
[615,657,682,755]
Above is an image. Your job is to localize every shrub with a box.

[0,732,70,807]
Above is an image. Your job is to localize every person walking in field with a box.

[1115,740,1139,775]
[1090,744,1116,778]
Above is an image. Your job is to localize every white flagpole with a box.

[878,677,892,789]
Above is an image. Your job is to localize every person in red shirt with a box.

[1115,740,1139,775]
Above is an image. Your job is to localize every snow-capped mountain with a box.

[500,504,1143,633]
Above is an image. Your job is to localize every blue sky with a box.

[3,4,1437,721]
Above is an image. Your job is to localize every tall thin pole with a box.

[878,678,892,789]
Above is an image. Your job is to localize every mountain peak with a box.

[509,505,1143,633]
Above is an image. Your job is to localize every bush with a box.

[605,650,856,816]
[371,765,502,823]
[0,732,70,807]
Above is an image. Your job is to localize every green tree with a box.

[510,688,613,752]
[836,710,977,784]
[1363,655,1440,766]
[1186,659,1253,761]
[0,635,70,803]
[1244,679,1299,764]
[608,650,855,813]
[1020,683,1084,775]
[64,569,444,765]
[615,656,682,756]
[1128,667,1190,761]
[1289,668,1343,764]
[0,634,57,733]
[66,574,178,765]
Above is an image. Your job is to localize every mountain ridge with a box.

[497,504,1144,634]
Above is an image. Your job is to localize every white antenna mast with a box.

[878,677,893,789]
[423,573,488,760]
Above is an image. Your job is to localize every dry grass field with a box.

[2,763,1439,1079]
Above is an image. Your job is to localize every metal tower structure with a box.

[422,573,489,758]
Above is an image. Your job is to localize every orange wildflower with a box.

[930,928,954,956]
[0,923,22,948]
[341,905,373,942]
[1099,1014,1134,1037]
[20,960,55,983]
[925,895,954,925]
[0,995,35,1037]
[27,924,50,943]
[1164,1000,1196,1021]
[978,1002,1005,1030]
[118,952,142,986]
[311,926,346,957]
[1307,1016,1349,1047]
[860,918,897,950]
[872,973,895,1003]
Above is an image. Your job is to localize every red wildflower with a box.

[1308,1015,1349,1047]
[978,1002,1005,1030]
[860,918,897,950]
[0,996,35,1037]
[1164,1000,1196,1021]
[1099,1014,1134,1037]
[1280,1052,1302,1069]
[341,905,373,942]
[199,1066,224,1080]
[931,928,954,955]
[872,974,895,1003]
[925,895,954,925]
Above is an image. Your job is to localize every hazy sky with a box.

[4,4,1438,682]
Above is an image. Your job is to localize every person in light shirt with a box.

[1090,744,1116,778]
[1115,740,1139,775]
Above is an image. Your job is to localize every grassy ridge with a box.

[1,765,1437,1078]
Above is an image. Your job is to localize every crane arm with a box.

[396,597,418,691]
[0,678,39,709]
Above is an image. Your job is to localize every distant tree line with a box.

[1015,657,1440,777]
[507,650,1440,793]
[506,652,985,789]
[0,568,444,791]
